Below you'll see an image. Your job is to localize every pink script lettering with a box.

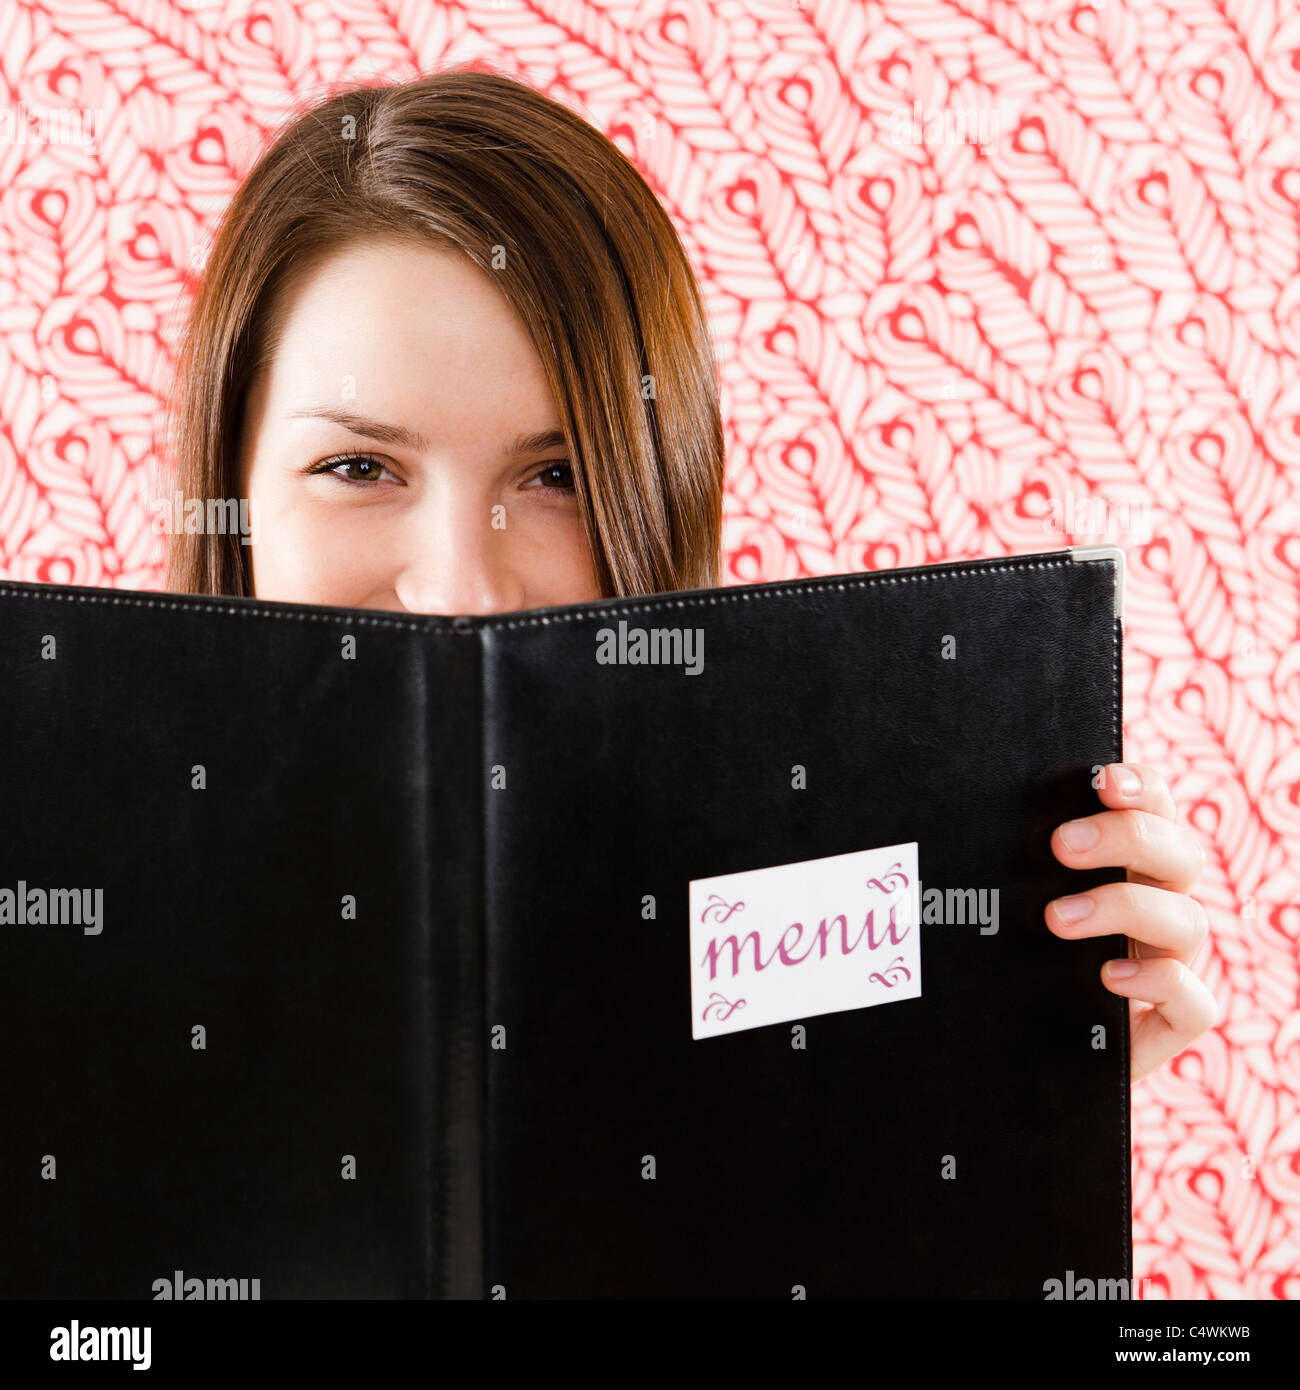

[699,866,913,982]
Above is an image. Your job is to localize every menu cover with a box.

[0,546,1130,1299]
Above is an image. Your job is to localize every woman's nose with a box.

[391,494,527,617]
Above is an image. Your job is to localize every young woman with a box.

[162,64,1215,1084]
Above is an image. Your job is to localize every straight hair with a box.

[161,63,725,600]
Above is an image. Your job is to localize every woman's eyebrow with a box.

[287,406,565,456]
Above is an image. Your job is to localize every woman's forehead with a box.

[253,241,559,440]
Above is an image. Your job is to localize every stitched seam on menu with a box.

[1113,609,1130,1286]
[419,627,439,1298]
[482,558,1074,630]
[472,626,488,1301]
[0,556,1072,631]
[0,586,436,630]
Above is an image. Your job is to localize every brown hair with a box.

[161,63,724,600]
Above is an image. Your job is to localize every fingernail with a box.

[1111,764,1141,796]
[1053,894,1094,923]
[1059,818,1100,851]
[1106,959,1139,978]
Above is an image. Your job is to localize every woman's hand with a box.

[1045,762,1218,1083]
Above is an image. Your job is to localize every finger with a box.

[1098,956,1219,1083]
[1045,882,1209,966]
[1093,763,1178,821]
[1051,807,1207,894]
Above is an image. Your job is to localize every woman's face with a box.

[238,239,603,615]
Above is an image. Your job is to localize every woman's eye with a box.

[309,451,393,484]
[528,461,576,493]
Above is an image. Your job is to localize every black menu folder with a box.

[0,546,1130,1300]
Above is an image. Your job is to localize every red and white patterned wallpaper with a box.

[0,1,1296,1299]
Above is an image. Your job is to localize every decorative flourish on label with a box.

[865,863,911,895]
[868,956,912,988]
[700,893,746,924]
[702,992,747,1021]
